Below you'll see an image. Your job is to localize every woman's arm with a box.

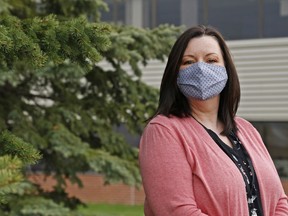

[139,122,208,216]
[237,117,288,215]
[275,195,288,215]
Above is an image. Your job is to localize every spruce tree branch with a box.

[22,93,54,100]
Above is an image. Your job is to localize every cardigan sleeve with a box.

[139,122,208,216]
[275,195,288,215]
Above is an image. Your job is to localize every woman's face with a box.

[179,35,225,70]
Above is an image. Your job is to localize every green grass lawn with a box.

[77,203,144,216]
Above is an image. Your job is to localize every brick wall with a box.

[282,178,288,195]
[29,173,288,205]
[28,173,145,205]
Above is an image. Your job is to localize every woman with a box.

[139,25,288,216]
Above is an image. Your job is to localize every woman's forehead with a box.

[183,36,222,56]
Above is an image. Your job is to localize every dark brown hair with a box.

[152,25,240,135]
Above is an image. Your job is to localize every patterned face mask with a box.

[177,62,228,100]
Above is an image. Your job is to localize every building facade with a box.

[102,0,288,40]
[101,0,288,177]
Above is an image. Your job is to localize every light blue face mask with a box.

[177,62,228,100]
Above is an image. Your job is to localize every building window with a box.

[143,0,181,28]
[198,0,259,40]
[263,0,288,38]
[101,0,288,39]
[198,0,288,39]
[101,0,126,25]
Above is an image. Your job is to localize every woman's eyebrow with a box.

[205,52,218,57]
[182,54,196,58]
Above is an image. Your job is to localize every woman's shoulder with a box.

[149,114,173,124]
[235,116,260,137]
[235,116,254,128]
[145,115,200,138]
[148,114,187,128]
[143,115,189,136]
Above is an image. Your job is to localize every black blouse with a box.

[205,129,263,216]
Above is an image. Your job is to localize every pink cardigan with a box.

[139,115,288,216]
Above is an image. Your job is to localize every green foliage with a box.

[106,24,181,76]
[0,131,41,164]
[0,0,183,214]
[98,24,182,132]
[0,155,23,203]
[37,0,108,21]
[0,14,111,72]
[1,195,80,216]
[0,131,40,204]
[0,0,11,14]
[0,0,108,21]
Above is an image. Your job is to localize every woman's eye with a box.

[207,59,217,63]
[183,60,194,65]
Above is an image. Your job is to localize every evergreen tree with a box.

[0,131,40,204]
[0,0,182,214]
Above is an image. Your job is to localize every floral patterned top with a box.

[206,129,263,216]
